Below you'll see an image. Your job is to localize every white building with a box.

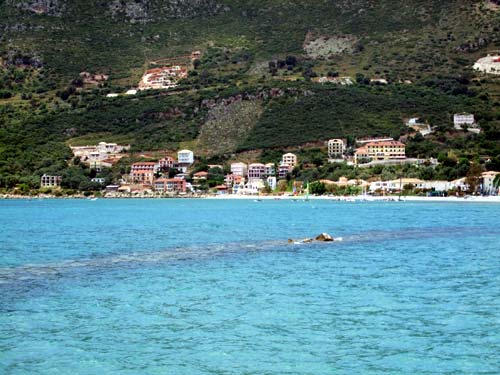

[266,176,277,191]
[282,153,297,167]
[178,150,194,164]
[453,113,480,133]
[407,118,432,136]
[40,174,62,188]
[454,113,475,128]
[230,162,248,177]
[265,163,275,176]
[481,171,500,195]
[473,55,500,75]
[177,150,194,172]
[328,139,346,159]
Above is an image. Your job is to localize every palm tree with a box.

[493,174,500,191]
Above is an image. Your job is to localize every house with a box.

[354,147,370,164]
[154,178,186,193]
[215,185,229,195]
[473,55,500,75]
[105,185,120,193]
[248,163,266,179]
[130,170,155,185]
[70,142,130,168]
[406,118,432,136]
[177,150,194,164]
[480,171,500,195]
[282,153,297,167]
[230,162,248,177]
[266,176,277,191]
[138,66,188,90]
[453,113,480,133]
[158,156,178,171]
[243,179,265,195]
[328,139,346,159]
[369,178,424,193]
[317,76,353,85]
[278,164,292,179]
[265,163,276,176]
[193,171,208,181]
[370,78,388,85]
[131,162,157,173]
[177,150,194,172]
[40,174,62,188]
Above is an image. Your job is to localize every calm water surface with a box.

[0,199,499,374]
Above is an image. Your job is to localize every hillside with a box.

[0,0,500,191]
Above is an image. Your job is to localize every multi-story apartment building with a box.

[282,153,297,167]
[158,156,178,171]
[248,163,266,179]
[328,139,346,159]
[453,113,475,128]
[154,178,186,193]
[278,164,292,179]
[40,174,62,188]
[230,162,248,177]
[177,150,194,172]
[265,163,276,176]
[355,141,405,164]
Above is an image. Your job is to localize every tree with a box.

[465,162,483,193]
[309,181,326,195]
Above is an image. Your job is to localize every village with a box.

[35,111,499,198]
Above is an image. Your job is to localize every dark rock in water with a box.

[315,233,334,242]
[302,238,314,243]
[287,239,294,243]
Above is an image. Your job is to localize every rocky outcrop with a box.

[288,233,335,244]
[10,0,65,16]
[315,233,334,242]
[109,0,230,24]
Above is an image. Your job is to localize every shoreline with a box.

[2,194,500,203]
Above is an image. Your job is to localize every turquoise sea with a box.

[0,199,499,374]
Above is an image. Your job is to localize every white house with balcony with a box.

[177,149,194,172]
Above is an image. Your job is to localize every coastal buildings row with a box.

[129,149,194,185]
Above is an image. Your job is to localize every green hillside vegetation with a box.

[0,0,500,192]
